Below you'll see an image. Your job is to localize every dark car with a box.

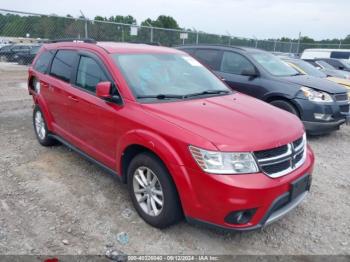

[303,59,350,79]
[177,45,350,135]
[15,45,42,65]
[0,44,32,62]
[315,58,350,72]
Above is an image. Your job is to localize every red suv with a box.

[28,40,315,231]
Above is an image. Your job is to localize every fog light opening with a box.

[314,113,332,121]
[225,208,257,225]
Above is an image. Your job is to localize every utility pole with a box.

[296,32,301,55]
[253,35,258,48]
[226,31,232,46]
[80,10,88,39]
[273,39,277,52]
[193,28,199,45]
[339,40,342,49]
[146,22,153,43]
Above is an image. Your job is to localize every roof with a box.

[176,44,266,53]
[42,41,184,55]
[96,42,183,54]
[303,48,350,52]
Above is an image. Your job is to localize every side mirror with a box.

[96,81,112,99]
[241,68,258,77]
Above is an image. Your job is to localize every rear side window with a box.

[76,56,108,93]
[34,50,54,73]
[221,51,255,75]
[330,52,350,59]
[194,49,221,70]
[50,50,77,82]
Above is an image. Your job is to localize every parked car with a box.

[28,40,315,231]
[0,44,32,62]
[303,59,350,79]
[14,45,42,65]
[283,58,350,96]
[301,48,350,60]
[314,58,350,72]
[177,45,350,135]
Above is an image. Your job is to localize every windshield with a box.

[316,60,335,70]
[112,53,230,101]
[251,52,299,76]
[290,60,327,78]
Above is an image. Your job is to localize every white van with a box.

[301,49,350,60]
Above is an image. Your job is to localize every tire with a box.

[18,58,25,65]
[33,106,57,146]
[270,100,299,117]
[127,152,183,228]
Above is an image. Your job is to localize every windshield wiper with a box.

[183,90,230,98]
[137,94,184,100]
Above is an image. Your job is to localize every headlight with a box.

[189,146,259,174]
[300,86,333,103]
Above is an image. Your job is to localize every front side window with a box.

[50,50,77,82]
[251,52,298,77]
[112,53,230,101]
[221,51,255,75]
[34,50,54,74]
[76,56,108,92]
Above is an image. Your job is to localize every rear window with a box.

[33,50,54,73]
[50,50,77,82]
[194,49,221,70]
[330,51,350,59]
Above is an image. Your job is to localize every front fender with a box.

[116,129,185,174]
[116,129,199,215]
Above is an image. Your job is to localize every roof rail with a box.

[48,38,97,44]
[128,41,161,46]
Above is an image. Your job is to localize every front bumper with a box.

[175,148,315,232]
[294,98,349,135]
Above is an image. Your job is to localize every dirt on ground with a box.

[0,62,349,256]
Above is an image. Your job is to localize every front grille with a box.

[335,93,349,102]
[254,135,306,178]
[261,160,291,174]
[340,104,350,113]
[254,145,288,159]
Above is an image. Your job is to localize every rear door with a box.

[45,50,79,136]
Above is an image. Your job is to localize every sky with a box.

[1,0,349,40]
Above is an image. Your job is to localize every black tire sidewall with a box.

[127,152,182,228]
[270,100,299,117]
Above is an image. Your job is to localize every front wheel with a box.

[33,106,57,146]
[127,152,183,228]
[270,100,299,117]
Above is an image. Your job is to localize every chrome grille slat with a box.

[254,134,306,178]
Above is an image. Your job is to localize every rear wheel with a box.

[270,100,299,117]
[127,152,183,228]
[33,106,57,146]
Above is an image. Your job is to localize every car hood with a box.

[327,77,350,89]
[280,75,347,94]
[141,93,304,152]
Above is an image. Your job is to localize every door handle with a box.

[68,95,79,102]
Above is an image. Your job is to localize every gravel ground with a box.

[0,62,349,256]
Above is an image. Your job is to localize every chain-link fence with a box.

[1,8,350,55]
